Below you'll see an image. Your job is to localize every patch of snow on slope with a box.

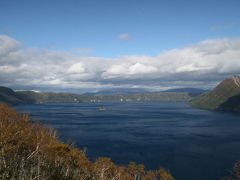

[232,76,240,88]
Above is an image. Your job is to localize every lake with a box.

[15,102,240,180]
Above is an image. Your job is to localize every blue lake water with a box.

[15,102,240,180]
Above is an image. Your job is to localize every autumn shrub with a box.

[0,104,174,180]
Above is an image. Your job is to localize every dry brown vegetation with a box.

[0,105,175,180]
[222,162,240,180]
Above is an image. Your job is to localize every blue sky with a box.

[1,0,240,57]
[0,0,240,92]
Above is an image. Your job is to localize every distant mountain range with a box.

[190,75,240,111]
[163,88,207,93]
[17,90,197,104]
[162,88,208,97]
[85,87,207,95]
[83,88,150,95]
[2,76,239,111]
[0,87,207,105]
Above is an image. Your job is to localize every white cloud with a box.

[104,65,126,76]
[66,63,85,74]
[0,35,22,57]
[129,63,158,74]
[118,33,129,40]
[176,64,212,73]
[102,63,158,79]
[1,35,240,91]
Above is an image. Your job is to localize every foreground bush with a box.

[0,105,174,180]
[222,161,240,180]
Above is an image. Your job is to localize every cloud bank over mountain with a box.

[0,35,240,92]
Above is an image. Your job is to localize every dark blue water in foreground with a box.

[15,102,240,180]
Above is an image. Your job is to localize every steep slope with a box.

[217,94,240,111]
[162,88,208,97]
[189,75,240,110]
[0,86,34,105]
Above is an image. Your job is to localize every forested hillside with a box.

[189,75,240,111]
[0,86,34,105]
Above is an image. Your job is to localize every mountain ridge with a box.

[83,88,150,95]
[0,86,207,105]
[189,75,240,111]
[0,86,34,105]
